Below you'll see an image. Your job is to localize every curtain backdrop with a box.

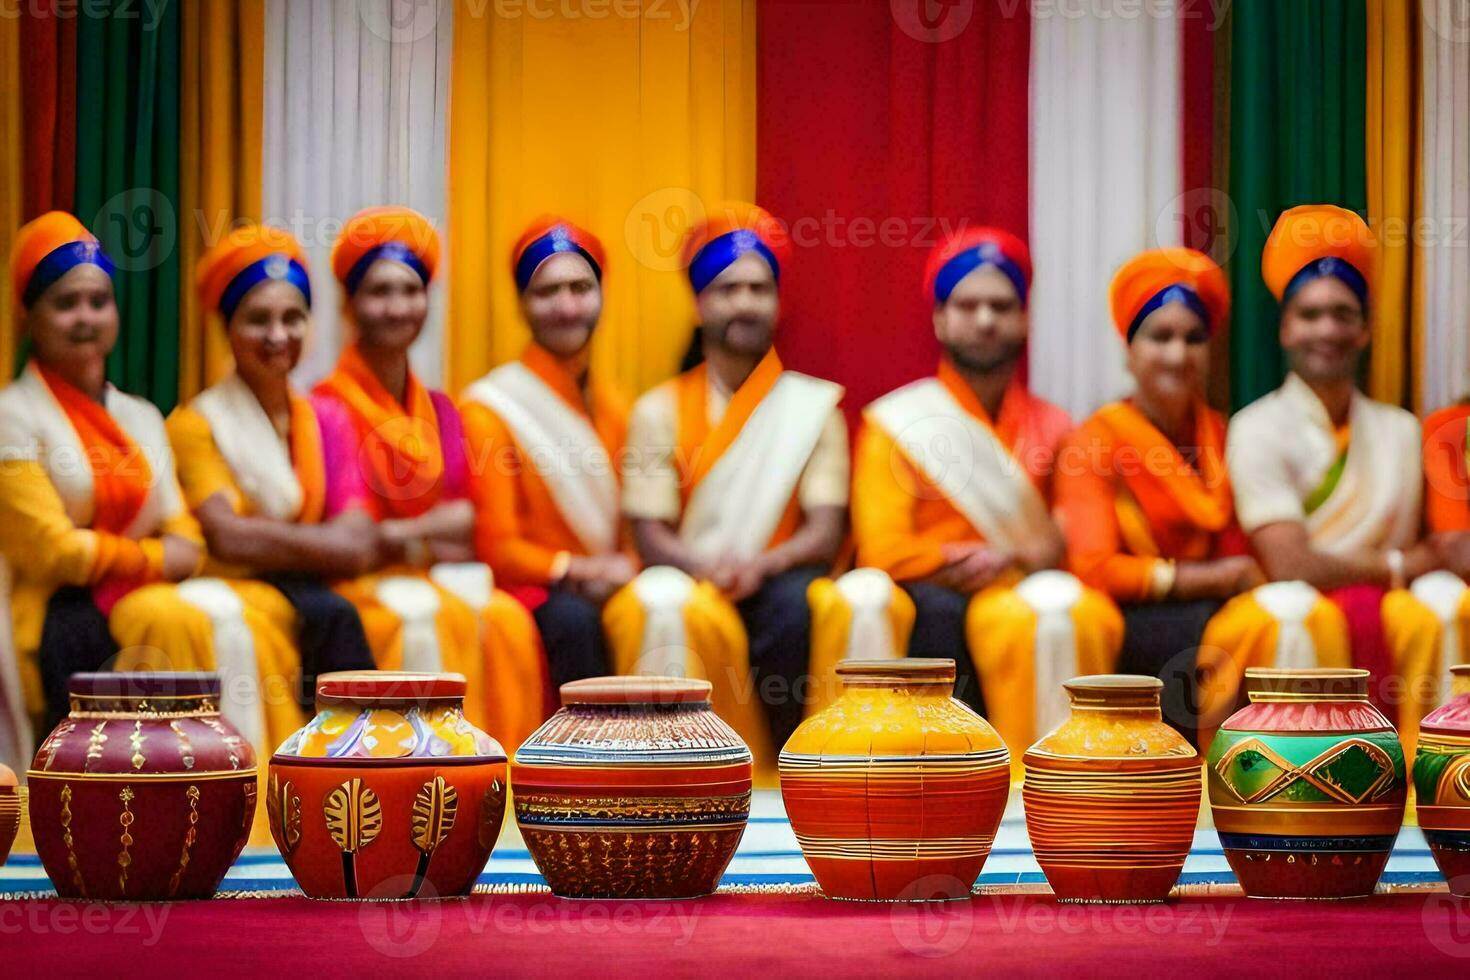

[74,0,185,411]
[756,0,1030,424]
[1418,0,1470,411]
[1227,0,1368,411]
[447,0,756,397]
[0,14,21,380]
[179,0,266,400]
[262,0,452,389]
[1027,1,1185,422]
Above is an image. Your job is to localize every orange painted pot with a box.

[1,764,19,867]
[513,677,752,899]
[1021,675,1201,903]
[1207,668,1406,899]
[27,673,257,900]
[780,659,1010,901]
[1414,664,1470,897]
[268,672,507,900]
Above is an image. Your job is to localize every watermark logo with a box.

[891,0,975,44]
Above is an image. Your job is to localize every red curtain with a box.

[757,0,1031,423]
[18,9,76,219]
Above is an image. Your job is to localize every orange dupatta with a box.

[1090,399,1234,560]
[286,393,328,525]
[315,344,444,519]
[35,363,156,605]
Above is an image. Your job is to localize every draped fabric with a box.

[0,13,21,380]
[18,9,76,221]
[1227,0,1368,411]
[1418,0,1470,410]
[756,1,1029,425]
[1365,0,1418,408]
[73,0,184,411]
[448,0,755,397]
[262,0,452,388]
[1027,3,1184,421]
[179,0,266,400]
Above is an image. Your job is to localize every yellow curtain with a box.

[178,0,265,401]
[0,13,21,380]
[1365,0,1418,408]
[447,0,757,397]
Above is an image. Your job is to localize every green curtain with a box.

[1228,0,1367,410]
[73,0,182,412]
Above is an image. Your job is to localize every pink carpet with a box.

[9,892,1470,977]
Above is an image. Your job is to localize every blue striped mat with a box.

[0,791,1446,895]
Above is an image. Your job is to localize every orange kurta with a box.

[1424,403,1470,533]
[1055,399,1246,602]
[462,343,631,587]
[852,361,1073,582]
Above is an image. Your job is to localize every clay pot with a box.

[513,676,752,899]
[27,672,256,900]
[1022,675,1201,903]
[0,764,19,867]
[1414,663,1470,897]
[1207,668,1406,899]
[268,671,507,900]
[780,659,1010,901]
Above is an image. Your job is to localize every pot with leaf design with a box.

[267,672,507,900]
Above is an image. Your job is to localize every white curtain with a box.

[262,0,452,389]
[1420,0,1470,411]
[1026,2,1183,422]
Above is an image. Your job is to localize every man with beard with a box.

[605,202,848,776]
[461,217,634,689]
[1226,204,1447,749]
[810,228,1122,772]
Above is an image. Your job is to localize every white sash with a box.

[679,372,843,562]
[866,378,1054,551]
[1277,374,1421,553]
[833,568,901,661]
[191,373,304,522]
[1251,580,1325,670]
[462,362,618,554]
[1409,571,1470,706]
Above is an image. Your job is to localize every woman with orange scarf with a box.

[166,224,378,754]
[1056,249,1333,748]
[310,207,548,749]
[0,212,276,773]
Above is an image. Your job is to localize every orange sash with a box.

[316,344,444,518]
[521,343,625,460]
[35,363,152,535]
[674,346,785,504]
[288,393,328,524]
[1090,399,1233,558]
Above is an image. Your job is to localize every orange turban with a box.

[331,206,441,294]
[10,211,114,308]
[512,216,605,292]
[1109,247,1229,342]
[196,223,311,321]
[922,227,1031,307]
[683,202,792,294]
[1261,204,1374,308]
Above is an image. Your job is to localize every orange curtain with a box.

[447,0,757,397]
[179,0,265,401]
[1365,0,1419,408]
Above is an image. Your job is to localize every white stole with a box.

[865,377,1055,551]
[1281,374,1421,553]
[462,362,618,554]
[191,373,304,522]
[678,372,843,562]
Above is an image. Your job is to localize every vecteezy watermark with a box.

[888,876,976,957]
[1424,0,1470,45]
[358,889,702,959]
[358,0,445,46]
[0,903,172,947]
[1422,888,1470,959]
[454,0,700,32]
[1156,187,1239,261]
[94,187,177,275]
[989,895,1236,943]
[891,0,976,43]
[0,0,170,32]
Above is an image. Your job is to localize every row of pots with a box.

[5,661,1469,902]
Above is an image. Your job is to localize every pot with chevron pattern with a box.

[1207,667,1406,899]
[779,659,1010,901]
[268,671,507,900]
